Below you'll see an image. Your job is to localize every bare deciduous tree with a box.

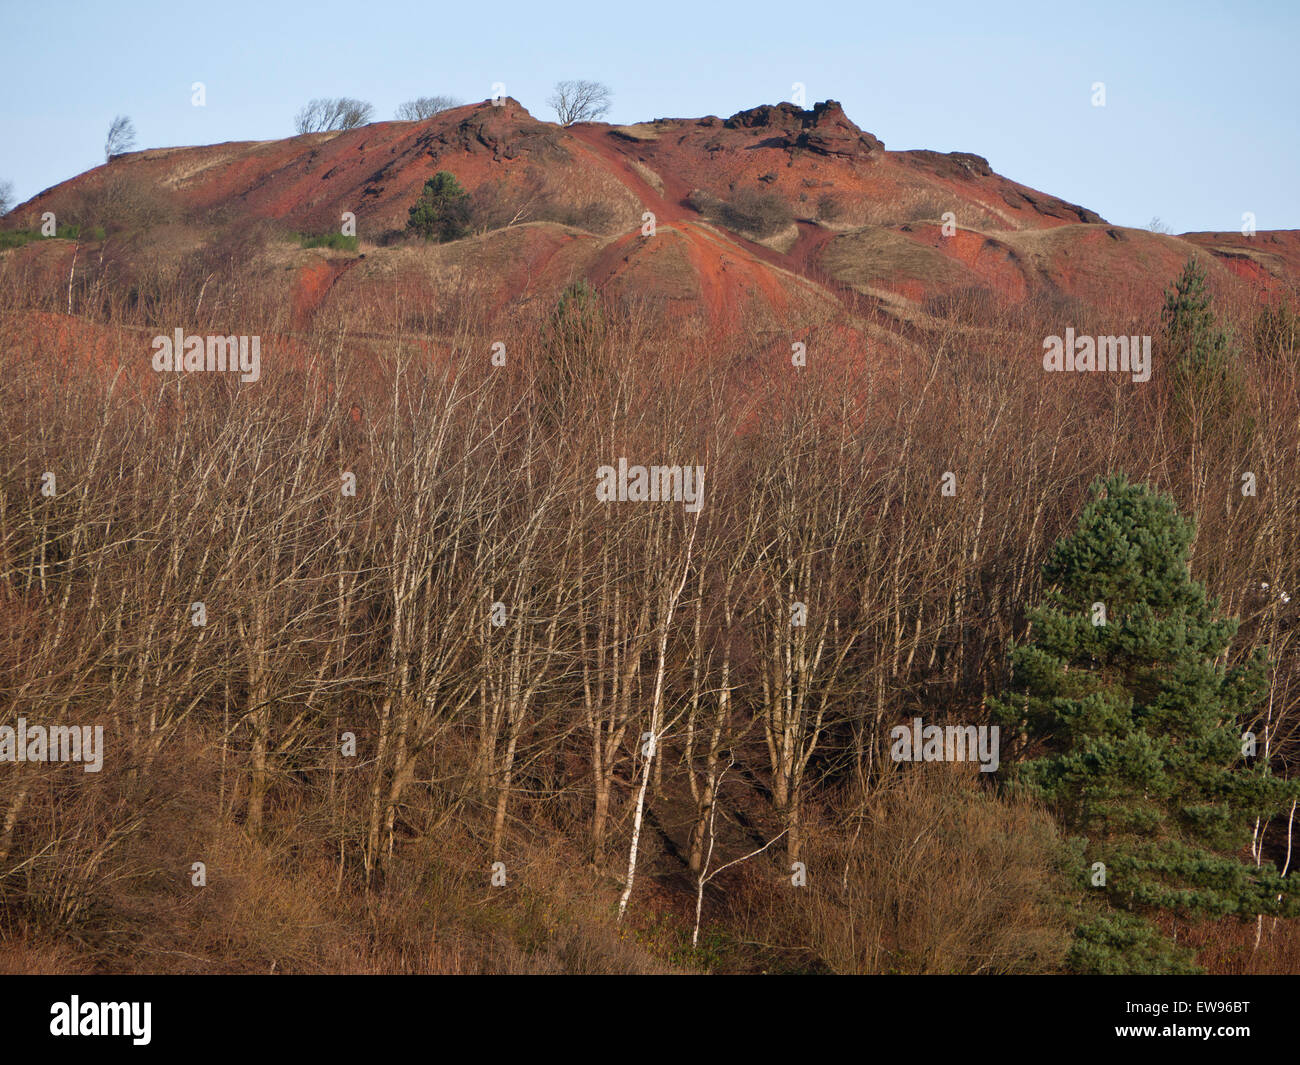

[293,97,375,134]
[0,180,13,216]
[395,95,461,121]
[547,80,612,126]
[104,116,136,161]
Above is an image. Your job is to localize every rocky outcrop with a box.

[724,100,884,157]
[417,99,570,163]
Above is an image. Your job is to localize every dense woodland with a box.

[1,228,1299,973]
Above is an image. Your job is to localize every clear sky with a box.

[0,0,1295,234]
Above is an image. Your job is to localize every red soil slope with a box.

[5,99,1298,334]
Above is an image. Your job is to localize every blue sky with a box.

[1,0,1295,233]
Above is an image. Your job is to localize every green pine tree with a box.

[1162,256,1249,435]
[407,171,470,242]
[991,474,1299,973]
[1162,257,1231,371]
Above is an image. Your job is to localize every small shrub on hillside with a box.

[922,285,998,322]
[720,188,793,238]
[54,174,178,235]
[407,172,471,242]
[687,186,793,239]
[686,188,723,217]
[0,230,35,249]
[460,174,620,237]
[816,193,845,222]
[536,200,618,233]
[0,223,98,249]
[295,232,359,251]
